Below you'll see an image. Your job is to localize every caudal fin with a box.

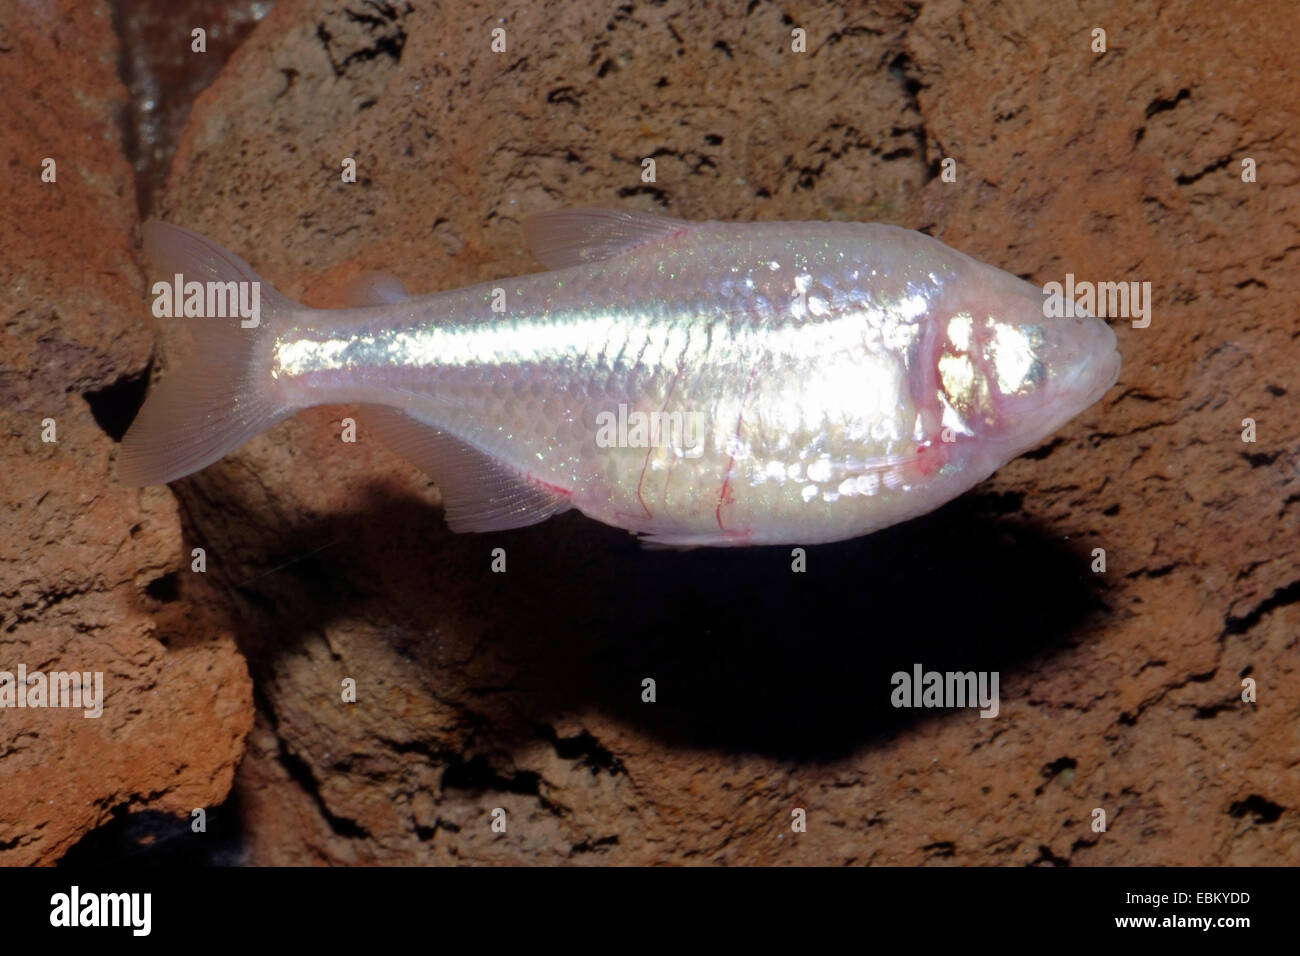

[118,222,299,486]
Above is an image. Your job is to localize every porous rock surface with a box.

[0,0,252,865]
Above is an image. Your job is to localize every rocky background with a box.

[1,0,1295,865]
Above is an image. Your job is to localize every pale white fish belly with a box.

[272,218,1120,546]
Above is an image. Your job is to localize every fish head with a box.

[932,270,1121,459]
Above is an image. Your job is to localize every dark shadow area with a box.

[58,797,245,866]
[82,363,151,442]
[173,472,1108,765]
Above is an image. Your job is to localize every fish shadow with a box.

[175,476,1108,764]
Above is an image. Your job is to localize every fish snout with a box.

[981,308,1121,456]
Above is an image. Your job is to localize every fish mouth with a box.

[1044,308,1120,406]
[1061,342,1122,410]
[1046,342,1121,444]
[1090,347,1122,404]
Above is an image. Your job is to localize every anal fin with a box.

[638,530,754,550]
[364,406,571,533]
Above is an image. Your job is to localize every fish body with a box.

[121,209,1120,547]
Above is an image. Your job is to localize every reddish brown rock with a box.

[33,0,1300,864]
[0,0,253,864]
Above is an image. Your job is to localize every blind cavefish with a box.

[120,210,1120,547]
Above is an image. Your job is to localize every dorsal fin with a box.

[343,270,409,307]
[523,207,695,269]
[363,406,571,533]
